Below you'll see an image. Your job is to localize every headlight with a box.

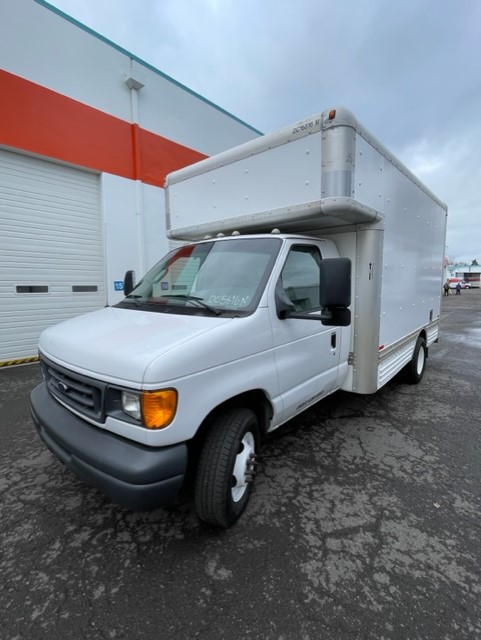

[121,391,141,421]
[121,389,178,429]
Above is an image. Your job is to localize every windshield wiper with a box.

[124,294,143,307]
[161,294,222,315]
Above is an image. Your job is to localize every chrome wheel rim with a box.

[231,432,256,502]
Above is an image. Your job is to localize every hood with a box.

[39,306,232,385]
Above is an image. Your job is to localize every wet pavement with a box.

[1,290,480,640]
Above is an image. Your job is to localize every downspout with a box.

[124,70,145,278]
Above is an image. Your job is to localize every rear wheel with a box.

[194,407,259,528]
[404,336,427,384]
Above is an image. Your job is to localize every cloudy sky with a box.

[46,0,480,263]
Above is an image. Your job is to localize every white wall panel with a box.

[100,174,138,306]
[101,177,172,306]
[142,183,169,273]
[0,0,132,122]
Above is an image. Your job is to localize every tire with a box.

[404,336,427,384]
[194,407,260,528]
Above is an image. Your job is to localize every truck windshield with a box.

[119,237,282,316]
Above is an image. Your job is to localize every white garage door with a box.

[0,149,105,364]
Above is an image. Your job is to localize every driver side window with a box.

[280,245,321,312]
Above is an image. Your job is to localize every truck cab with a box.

[31,233,351,528]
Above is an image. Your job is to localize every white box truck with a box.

[30,107,448,527]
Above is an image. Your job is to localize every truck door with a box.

[270,244,341,421]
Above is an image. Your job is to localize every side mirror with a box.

[275,257,351,327]
[319,258,351,308]
[319,258,351,327]
[123,270,136,296]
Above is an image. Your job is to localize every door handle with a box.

[331,332,337,350]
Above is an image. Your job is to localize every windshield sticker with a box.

[207,294,251,308]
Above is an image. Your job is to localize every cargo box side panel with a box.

[353,134,447,349]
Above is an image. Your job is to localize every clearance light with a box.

[328,109,336,120]
[141,389,178,429]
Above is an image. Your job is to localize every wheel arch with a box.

[403,331,428,385]
[186,390,273,475]
[418,328,428,357]
[198,389,272,440]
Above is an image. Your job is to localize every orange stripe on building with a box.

[0,69,206,187]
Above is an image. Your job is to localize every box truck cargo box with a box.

[31,107,448,527]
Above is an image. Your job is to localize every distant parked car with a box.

[448,278,470,289]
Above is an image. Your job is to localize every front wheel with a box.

[194,407,260,528]
[404,336,427,384]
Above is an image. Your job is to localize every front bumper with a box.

[30,382,188,511]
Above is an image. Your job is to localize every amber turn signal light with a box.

[141,389,178,429]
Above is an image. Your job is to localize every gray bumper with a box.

[30,382,188,511]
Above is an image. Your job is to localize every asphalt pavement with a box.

[1,289,480,640]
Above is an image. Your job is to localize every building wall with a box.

[1,0,258,158]
[0,0,260,364]
[453,268,481,287]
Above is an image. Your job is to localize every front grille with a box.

[41,356,106,422]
